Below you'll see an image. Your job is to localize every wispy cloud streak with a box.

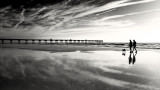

[99,8,160,22]
[48,0,156,30]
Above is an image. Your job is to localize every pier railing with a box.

[0,39,103,45]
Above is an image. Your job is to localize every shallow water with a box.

[0,48,160,90]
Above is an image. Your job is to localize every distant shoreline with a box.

[0,44,157,52]
[0,44,123,52]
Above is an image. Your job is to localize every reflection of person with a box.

[128,52,137,65]
[133,40,137,53]
[129,40,133,52]
[132,53,136,64]
[129,53,132,64]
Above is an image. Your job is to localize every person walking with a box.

[129,40,133,52]
[133,40,137,53]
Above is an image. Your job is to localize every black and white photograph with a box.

[0,0,160,90]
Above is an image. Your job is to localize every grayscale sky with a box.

[0,0,160,42]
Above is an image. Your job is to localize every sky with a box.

[0,0,160,42]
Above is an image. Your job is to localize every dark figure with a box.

[129,40,133,52]
[133,40,137,53]
[128,52,132,64]
[132,53,136,64]
[18,40,20,44]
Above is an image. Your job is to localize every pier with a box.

[0,39,103,45]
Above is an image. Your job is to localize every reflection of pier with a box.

[0,39,103,45]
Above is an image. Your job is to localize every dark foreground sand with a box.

[0,45,160,90]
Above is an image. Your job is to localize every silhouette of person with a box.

[132,53,136,64]
[128,52,132,64]
[129,40,133,52]
[133,40,137,53]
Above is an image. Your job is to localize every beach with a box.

[0,45,160,90]
[1,0,160,89]
[0,44,124,52]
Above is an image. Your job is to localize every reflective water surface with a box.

[0,48,160,90]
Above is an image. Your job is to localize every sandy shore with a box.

[0,47,160,90]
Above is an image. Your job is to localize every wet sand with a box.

[0,47,160,90]
[0,44,125,52]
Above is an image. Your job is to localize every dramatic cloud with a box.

[0,0,160,42]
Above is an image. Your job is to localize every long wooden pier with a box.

[0,39,103,45]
